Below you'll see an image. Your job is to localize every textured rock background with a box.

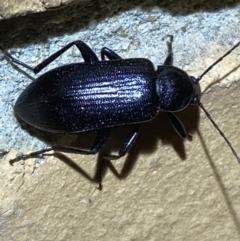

[0,1,240,240]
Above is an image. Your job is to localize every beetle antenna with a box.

[198,102,240,163]
[197,40,240,82]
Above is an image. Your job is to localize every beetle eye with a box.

[189,76,201,107]
[191,95,199,106]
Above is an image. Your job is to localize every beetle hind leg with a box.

[3,40,99,74]
[9,130,110,165]
[51,129,110,155]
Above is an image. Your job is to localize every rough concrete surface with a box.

[0,0,240,240]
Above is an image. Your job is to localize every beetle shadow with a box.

[94,105,200,181]
[14,103,200,185]
[196,127,240,236]
[45,105,199,184]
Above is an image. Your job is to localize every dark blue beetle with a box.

[3,36,240,187]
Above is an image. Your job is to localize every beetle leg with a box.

[95,125,141,189]
[3,41,99,74]
[167,112,192,140]
[104,124,141,161]
[9,130,110,165]
[51,129,110,155]
[101,47,122,60]
[163,35,173,66]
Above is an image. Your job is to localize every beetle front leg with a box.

[167,112,192,140]
[10,130,110,165]
[3,40,99,74]
[163,35,174,66]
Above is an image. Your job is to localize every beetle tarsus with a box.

[95,182,103,191]
[9,156,22,166]
[9,153,29,165]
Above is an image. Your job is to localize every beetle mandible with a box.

[2,36,240,186]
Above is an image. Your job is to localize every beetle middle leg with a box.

[3,40,99,74]
[95,124,141,189]
[104,124,141,161]
[10,129,110,165]
[101,47,122,60]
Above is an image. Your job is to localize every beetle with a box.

[2,36,240,187]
